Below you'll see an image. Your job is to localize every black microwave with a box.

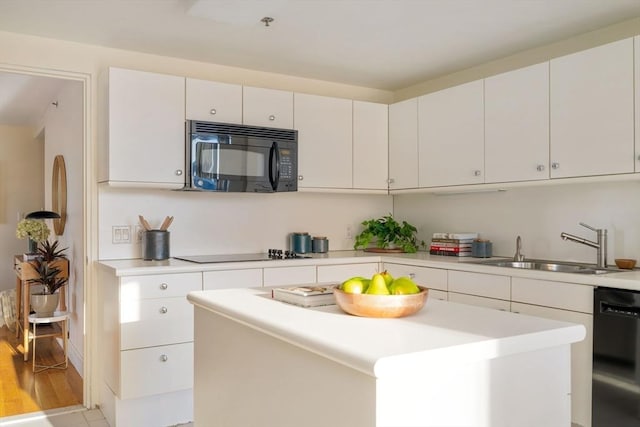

[185,120,298,192]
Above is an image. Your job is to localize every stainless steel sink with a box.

[475,258,620,275]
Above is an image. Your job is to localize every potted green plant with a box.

[28,240,68,317]
[353,214,425,253]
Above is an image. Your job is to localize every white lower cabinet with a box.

[99,270,203,427]
[263,265,316,286]
[511,277,594,427]
[317,262,380,283]
[203,268,262,290]
[448,292,511,311]
[382,262,448,300]
[448,270,511,300]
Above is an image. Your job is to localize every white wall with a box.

[99,188,392,259]
[0,125,43,292]
[394,180,640,265]
[41,80,84,371]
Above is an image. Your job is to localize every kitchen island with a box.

[187,287,586,427]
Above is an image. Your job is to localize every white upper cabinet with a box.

[388,98,419,190]
[418,80,484,187]
[99,67,186,189]
[185,78,242,124]
[550,38,634,178]
[485,63,550,183]
[353,101,388,191]
[243,86,294,129]
[294,93,353,189]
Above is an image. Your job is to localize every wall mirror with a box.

[52,155,67,235]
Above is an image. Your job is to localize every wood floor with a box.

[0,325,83,418]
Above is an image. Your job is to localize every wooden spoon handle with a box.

[138,215,152,231]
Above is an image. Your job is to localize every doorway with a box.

[0,69,88,419]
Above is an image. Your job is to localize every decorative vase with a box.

[30,293,59,317]
[27,238,38,254]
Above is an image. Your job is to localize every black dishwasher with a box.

[592,287,640,427]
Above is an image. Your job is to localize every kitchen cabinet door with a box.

[203,269,262,290]
[550,37,634,178]
[511,302,593,427]
[316,263,380,283]
[511,277,593,314]
[294,93,353,189]
[418,80,484,187]
[388,98,419,190]
[447,270,510,300]
[185,78,242,124]
[100,67,186,188]
[381,263,447,292]
[243,86,294,129]
[353,101,388,191]
[448,292,511,311]
[263,266,316,286]
[485,62,549,183]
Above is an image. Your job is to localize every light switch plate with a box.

[112,225,131,244]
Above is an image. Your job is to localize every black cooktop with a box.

[174,250,310,264]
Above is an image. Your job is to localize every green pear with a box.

[380,270,394,287]
[365,273,390,295]
[388,277,420,295]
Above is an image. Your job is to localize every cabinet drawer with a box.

[448,270,510,300]
[121,296,193,350]
[203,269,263,290]
[317,263,380,283]
[121,273,202,300]
[263,266,316,286]
[382,263,447,291]
[511,277,593,314]
[448,292,511,311]
[429,289,448,301]
[120,342,193,399]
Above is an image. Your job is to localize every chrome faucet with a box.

[513,235,524,261]
[560,222,607,268]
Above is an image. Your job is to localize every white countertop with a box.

[187,287,586,379]
[98,250,640,291]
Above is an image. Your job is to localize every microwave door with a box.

[268,141,280,192]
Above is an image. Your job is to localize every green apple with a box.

[341,277,368,294]
[388,277,420,295]
[365,273,390,295]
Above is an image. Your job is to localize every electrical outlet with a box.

[134,225,143,243]
[112,225,131,244]
[346,225,353,239]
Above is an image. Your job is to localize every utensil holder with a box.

[312,236,329,253]
[291,232,311,254]
[142,230,170,260]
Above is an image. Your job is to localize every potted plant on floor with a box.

[28,240,68,317]
[353,214,425,253]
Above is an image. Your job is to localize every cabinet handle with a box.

[551,162,560,170]
[387,178,395,184]
[160,354,168,362]
[268,115,275,121]
[160,306,168,314]
[536,165,545,172]
[210,108,217,115]
[637,155,640,161]
[160,283,168,290]
[298,175,304,181]
[409,273,416,279]
[474,170,481,177]
[175,169,183,176]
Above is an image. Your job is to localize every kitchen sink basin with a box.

[475,259,620,275]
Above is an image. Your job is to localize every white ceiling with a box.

[0,0,640,126]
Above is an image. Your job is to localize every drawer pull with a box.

[409,273,416,279]
[159,306,168,314]
[159,283,168,290]
[160,354,168,362]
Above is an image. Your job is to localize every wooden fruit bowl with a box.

[333,286,429,318]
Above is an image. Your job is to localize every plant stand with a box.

[29,311,69,373]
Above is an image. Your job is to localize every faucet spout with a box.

[513,235,524,261]
[560,222,607,268]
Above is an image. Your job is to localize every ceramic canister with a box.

[312,236,329,253]
[291,232,312,254]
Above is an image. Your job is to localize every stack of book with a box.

[429,232,479,257]
[271,284,337,307]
